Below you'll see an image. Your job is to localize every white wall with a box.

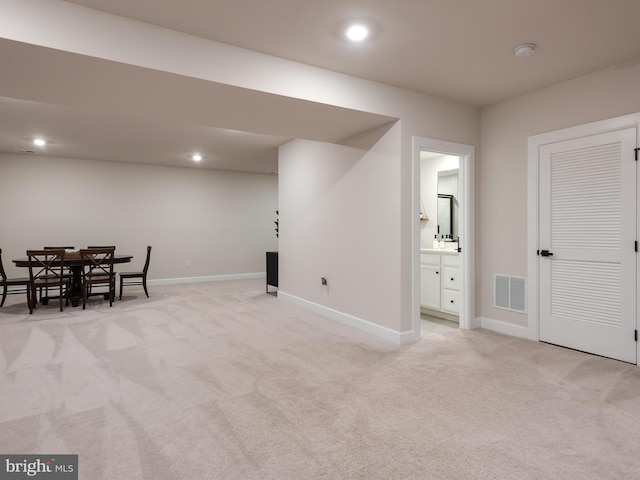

[479,56,640,327]
[279,126,401,335]
[0,154,279,280]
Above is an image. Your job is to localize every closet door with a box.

[539,128,637,363]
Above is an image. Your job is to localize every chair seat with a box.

[85,274,115,283]
[3,277,31,285]
[33,278,66,286]
[87,272,114,278]
[119,271,144,278]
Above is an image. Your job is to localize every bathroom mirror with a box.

[437,169,459,239]
[437,194,453,237]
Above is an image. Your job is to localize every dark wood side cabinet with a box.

[266,251,278,295]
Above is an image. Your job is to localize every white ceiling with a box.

[64,0,640,106]
[0,37,394,173]
[3,0,640,172]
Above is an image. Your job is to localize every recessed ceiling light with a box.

[345,23,369,42]
[192,154,202,162]
[33,138,46,146]
[514,43,536,58]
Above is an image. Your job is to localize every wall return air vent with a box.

[494,275,527,313]
[14,148,36,154]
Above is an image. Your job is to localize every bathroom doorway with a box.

[412,137,476,338]
[420,152,461,333]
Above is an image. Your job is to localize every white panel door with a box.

[539,128,637,363]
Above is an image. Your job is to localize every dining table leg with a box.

[67,265,84,307]
[41,265,83,307]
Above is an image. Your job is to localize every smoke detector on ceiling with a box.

[514,43,536,58]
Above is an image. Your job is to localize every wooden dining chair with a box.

[120,246,152,300]
[85,247,116,295]
[26,249,67,314]
[0,248,31,309]
[40,246,75,303]
[79,247,116,309]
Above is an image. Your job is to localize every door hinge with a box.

[635,147,640,161]
[635,330,638,342]
[636,241,638,252]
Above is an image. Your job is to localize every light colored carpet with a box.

[1,279,639,479]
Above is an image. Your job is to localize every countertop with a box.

[420,248,460,255]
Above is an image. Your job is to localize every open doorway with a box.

[412,137,476,339]
[420,152,461,333]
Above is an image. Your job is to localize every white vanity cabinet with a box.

[420,249,460,317]
[440,254,460,314]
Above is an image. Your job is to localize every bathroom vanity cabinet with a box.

[420,249,460,318]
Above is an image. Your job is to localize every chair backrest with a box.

[79,248,115,278]
[0,248,7,281]
[87,246,116,249]
[44,246,75,250]
[26,249,65,283]
[143,246,152,274]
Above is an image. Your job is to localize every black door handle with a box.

[540,250,553,257]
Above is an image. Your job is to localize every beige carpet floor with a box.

[1,279,639,479]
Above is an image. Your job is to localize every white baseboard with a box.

[148,272,264,286]
[127,275,528,344]
[278,291,420,345]
[479,316,529,339]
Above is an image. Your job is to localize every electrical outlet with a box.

[321,277,329,294]
[186,260,191,267]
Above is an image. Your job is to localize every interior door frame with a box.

[527,112,640,364]
[412,137,476,337]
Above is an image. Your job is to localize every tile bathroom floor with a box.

[420,314,458,335]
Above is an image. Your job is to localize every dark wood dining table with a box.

[13,253,133,307]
